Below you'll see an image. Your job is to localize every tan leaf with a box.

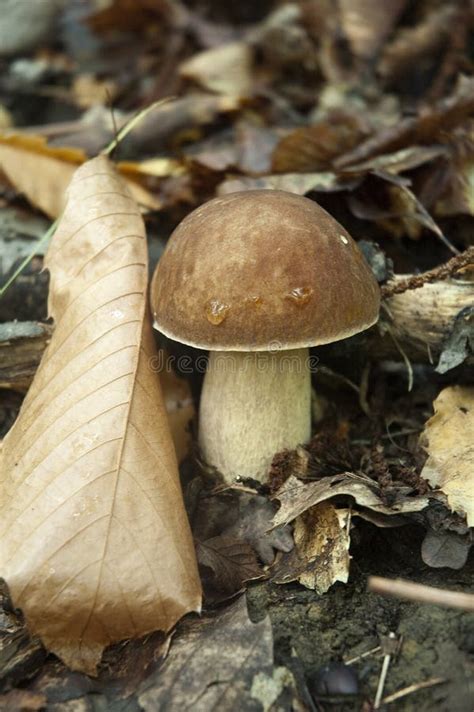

[179,42,253,97]
[421,386,474,526]
[0,134,161,218]
[0,156,201,675]
[272,502,350,594]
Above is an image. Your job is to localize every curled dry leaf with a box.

[421,386,474,527]
[0,134,161,218]
[0,156,201,675]
[272,473,430,529]
[272,502,350,594]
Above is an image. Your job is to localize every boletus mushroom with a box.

[151,190,380,482]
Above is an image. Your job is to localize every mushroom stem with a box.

[199,348,311,482]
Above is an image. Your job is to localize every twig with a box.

[381,677,446,705]
[345,645,381,665]
[374,632,398,709]
[381,247,474,299]
[368,577,474,611]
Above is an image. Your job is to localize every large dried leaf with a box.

[421,386,474,526]
[0,156,201,675]
[0,134,161,218]
[0,326,194,459]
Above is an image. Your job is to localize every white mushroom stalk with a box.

[199,349,311,480]
[151,190,380,485]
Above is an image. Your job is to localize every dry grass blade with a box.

[0,156,201,675]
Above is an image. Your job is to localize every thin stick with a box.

[345,645,381,665]
[374,632,397,709]
[368,577,474,611]
[381,247,474,299]
[381,677,446,705]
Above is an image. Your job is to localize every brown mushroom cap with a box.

[151,190,380,351]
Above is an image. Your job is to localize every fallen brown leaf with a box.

[271,116,365,173]
[421,386,474,526]
[137,597,276,711]
[196,535,262,596]
[0,134,161,218]
[224,493,294,565]
[0,156,201,675]
[272,502,350,594]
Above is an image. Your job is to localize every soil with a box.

[248,522,474,711]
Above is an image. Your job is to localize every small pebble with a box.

[307,661,359,698]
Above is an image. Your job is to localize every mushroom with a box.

[151,190,380,482]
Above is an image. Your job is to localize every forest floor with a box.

[0,1,473,710]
